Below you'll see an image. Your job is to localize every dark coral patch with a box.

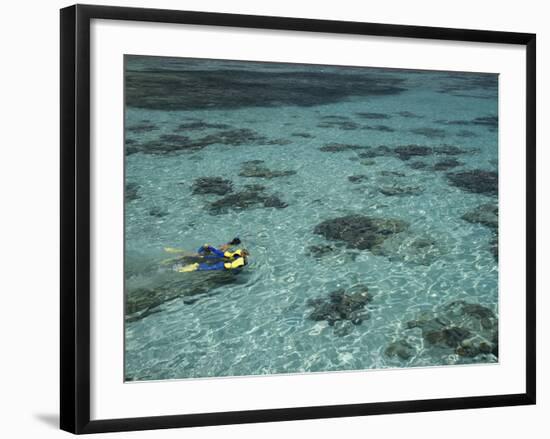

[385,340,415,360]
[199,128,269,146]
[192,177,234,196]
[363,124,396,132]
[462,203,498,261]
[307,245,336,258]
[127,121,157,133]
[490,235,499,261]
[126,56,406,111]
[356,145,393,158]
[291,132,314,138]
[456,129,478,138]
[355,112,390,120]
[379,185,424,196]
[347,174,369,184]
[176,121,232,131]
[264,138,292,146]
[317,120,360,130]
[447,170,498,196]
[436,73,497,100]
[319,143,366,153]
[394,145,433,160]
[208,187,287,214]
[148,206,168,217]
[127,128,286,155]
[462,203,498,230]
[433,158,463,171]
[379,170,406,177]
[307,285,372,329]
[127,134,199,155]
[314,215,408,251]
[239,160,296,179]
[406,300,498,359]
[125,272,238,322]
[396,111,423,118]
[433,145,470,155]
[439,115,498,131]
[125,182,140,202]
[408,161,428,170]
[353,144,471,162]
[410,127,447,139]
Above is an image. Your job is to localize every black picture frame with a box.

[60,4,536,434]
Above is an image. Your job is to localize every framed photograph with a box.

[60,4,536,434]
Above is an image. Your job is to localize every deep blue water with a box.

[124,55,498,381]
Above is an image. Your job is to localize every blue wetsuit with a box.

[196,246,227,271]
[197,261,227,271]
[195,245,245,272]
[197,245,225,258]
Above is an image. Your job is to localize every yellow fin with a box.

[179,263,199,273]
[164,247,186,253]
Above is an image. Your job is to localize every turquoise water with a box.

[124,56,498,381]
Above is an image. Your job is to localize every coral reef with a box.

[317,116,361,130]
[355,112,390,119]
[347,174,369,184]
[148,206,168,217]
[456,129,477,138]
[125,182,140,202]
[176,121,231,131]
[320,143,366,152]
[191,177,234,196]
[385,339,416,360]
[306,245,336,258]
[379,171,406,177]
[126,56,406,111]
[462,202,498,260]
[314,215,408,251]
[462,203,498,230]
[126,127,289,155]
[363,124,396,132]
[239,160,296,179]
[408,161,428,170]
[126,272,238,322]
[379,185,424,196]
[291,132,314,138]
[208,186,288,214]
[394,145,433,160]
[356,145,393,158]
[438,115,498,131]
[410,127,446,138]
[127,121,157,133]
[436,73,497,100]
[406,300,498,359]
[433,158,463,171]
[354,144,472,162]
[447,170,498,196]
[372,232,443,266]
[307,285,373,335]
[396,111,423,118]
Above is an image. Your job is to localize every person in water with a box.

[179,238,249,272]
[195,237,241,258]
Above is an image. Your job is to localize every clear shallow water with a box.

[124,56,498,381]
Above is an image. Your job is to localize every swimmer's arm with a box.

[205,246,225,257]
[196,244,225,259]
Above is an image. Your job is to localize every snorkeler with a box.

[179,243,249,272]
[164,238,241,259]
[195,237,242,258]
